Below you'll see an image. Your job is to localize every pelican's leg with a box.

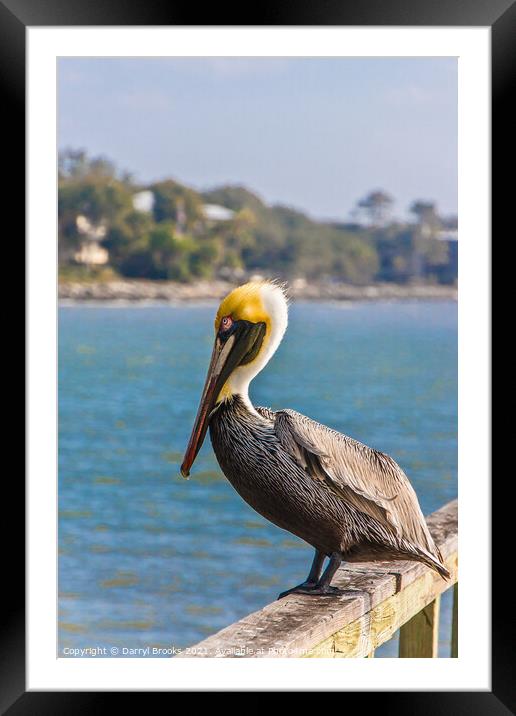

[277,550,326,599]
[305,549,326,584]
[310,552,342,595]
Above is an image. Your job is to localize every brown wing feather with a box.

[272,408,443,562]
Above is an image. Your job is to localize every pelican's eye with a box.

[220,315,233,333]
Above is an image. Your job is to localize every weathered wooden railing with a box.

[178,499,458,658]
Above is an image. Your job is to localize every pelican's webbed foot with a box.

[277,583,341,599]
[277,581,318,599]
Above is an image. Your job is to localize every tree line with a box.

[58,149,457,286]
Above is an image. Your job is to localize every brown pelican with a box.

[181,281,450,596]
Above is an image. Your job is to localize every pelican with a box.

[181,281,450,596]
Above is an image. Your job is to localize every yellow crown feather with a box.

[215,281,284,332]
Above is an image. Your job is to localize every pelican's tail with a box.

[418,548,451,581]
[432,559,451,581]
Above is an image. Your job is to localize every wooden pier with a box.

[178,499,458,658]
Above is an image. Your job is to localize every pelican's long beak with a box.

[181,321,266,478]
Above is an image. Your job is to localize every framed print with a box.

[4,0,506,709]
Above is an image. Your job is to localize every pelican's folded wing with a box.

[273,408,441,559]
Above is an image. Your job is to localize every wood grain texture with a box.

[398,596,441,657]
[177,499,457,659]
[451,582,458,658]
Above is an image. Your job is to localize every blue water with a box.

[59,300,457,657]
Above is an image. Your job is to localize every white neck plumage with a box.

[225,283,288,414]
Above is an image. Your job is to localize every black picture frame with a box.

[5,0,504,710]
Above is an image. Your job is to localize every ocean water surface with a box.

[59,300,457,657]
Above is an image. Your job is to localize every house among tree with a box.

[435,218,458,282]
[202,204,235,223]
[132,190,155,214]
[73,215,109,266]
[436,216,458,243]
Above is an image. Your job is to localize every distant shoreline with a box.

[58,279,457,304]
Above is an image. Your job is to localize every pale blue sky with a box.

[58,57,457,221]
